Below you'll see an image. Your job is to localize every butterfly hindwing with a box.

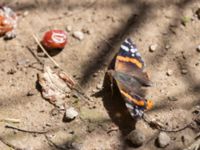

[108,70,146,97]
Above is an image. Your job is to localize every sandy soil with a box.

[0,0,200,150]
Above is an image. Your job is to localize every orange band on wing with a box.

[116,56,142,68]
[120,90,145,107]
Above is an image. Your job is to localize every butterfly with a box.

[107,38,153,117]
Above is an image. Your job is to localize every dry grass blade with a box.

[142,114,192,132]
[0,118,20,123]
[5,125,48,134]
[183,139,200,150]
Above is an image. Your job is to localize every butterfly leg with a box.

[106,70,114,98]
[110,76,114,97]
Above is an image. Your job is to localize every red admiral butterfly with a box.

[107,38,153,117]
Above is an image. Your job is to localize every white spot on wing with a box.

[135,52,141,57]
[126,103,134,110]
[120,45,129,51]
[130,48,137,53]
[124,39,129,43]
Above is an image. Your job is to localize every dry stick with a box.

[26,46,44,66]
[5,125,48,134]
[142,114,193,132]
[0,137,22,150]
[3,125,47,149]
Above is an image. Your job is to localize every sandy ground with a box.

[0,0,200,150]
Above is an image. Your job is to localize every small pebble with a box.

[157,132,170,148]
[149,44,158,52]
[165,44,171,50]
[181,135,191,145]
[96,83,102,90]
[160,89,165,93]
[93,73,98,77]
[72,92,79,99]
[195,62,199,66]
[50,108,59,116]
[69,130,75,134]
[17,58,30,66]
[27,90,36,96]
[196,45,200,52]
[55,101,65,109]
[66,25,72,32]
[73,31,84,41]
[82,28,91,34]
[92,89,98,93]
[168,96,178,101]
[4,31,16,40]
[64,107,78,121]
[46,123,51,127]
[126,130,145,147]
[166,69,173,76]
[37,52,45,57]
[181,69,188,74]
[23,11,29,17]
[7,69,16,75]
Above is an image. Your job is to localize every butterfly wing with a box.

[115,38,152,86]
[109,38,153,117]
[108,70,146,97]
[108,70,148,117]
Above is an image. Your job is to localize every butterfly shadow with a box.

[93,60,137,136]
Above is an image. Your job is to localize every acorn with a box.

[41,30,67,56]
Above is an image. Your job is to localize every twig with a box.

[26,46,44,66]
[183,138,200,150]
[72,86,92,102]
[5,125,48,134]
[0,136,22,150]
[195,132,200,140]
[45,134,66,150]
[107,127,118,134]
[142,114,192,132]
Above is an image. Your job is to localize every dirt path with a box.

[0,0,200,149]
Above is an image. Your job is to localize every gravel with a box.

[126,130,145,147]
[157,132,170,148]
[73,31,84,40]
[149,44,158,52]
[64,107,78,121]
